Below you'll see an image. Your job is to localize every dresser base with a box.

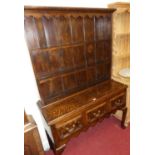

[47,106,127,155]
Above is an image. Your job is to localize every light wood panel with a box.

[108,2,130,125]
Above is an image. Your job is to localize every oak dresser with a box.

[24,6,128,155]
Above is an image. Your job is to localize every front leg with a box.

[121,107,127,129]
[54,144,66,155]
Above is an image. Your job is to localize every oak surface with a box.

[24,6,127,155]
[24,112,45,155]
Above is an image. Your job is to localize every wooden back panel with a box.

[24,7,115,105]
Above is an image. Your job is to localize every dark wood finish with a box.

[121,107,128,128]
[24,7,114,105]
[24,6,127,155]
[24,112,45,155]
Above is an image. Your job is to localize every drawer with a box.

[55,115,83,140]
[86,102,108,123]
[110,93,126,110]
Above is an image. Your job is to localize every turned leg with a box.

[54,144,66,155]
[121,107,127,129]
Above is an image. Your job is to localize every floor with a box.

[45,116,130,155]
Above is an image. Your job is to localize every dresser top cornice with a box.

[24,6,116,14]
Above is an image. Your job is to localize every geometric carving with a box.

[56,117,83,140]
[111,94,126,109]
[87,103,107,123]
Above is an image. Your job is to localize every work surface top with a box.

[41,79,127,124]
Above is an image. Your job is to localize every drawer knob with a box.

[115,99,122,106]
[98,110,101,114]
[72,123,76,128]
[65,127,70,131]
[93,111,100,117]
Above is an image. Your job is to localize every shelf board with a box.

[114,33,130,39]
[114,32,130,36]
[112,53,130,58]
[112,75,130,86]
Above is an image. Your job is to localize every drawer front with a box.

[55,115,83,140]
[110,93,126,110]
[86,102,107,123]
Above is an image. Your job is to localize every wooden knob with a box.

[72,123,76,128]
[97,110,101,114]
[93,112,97,116]
[65,127,69,131]
[115,100,122,106]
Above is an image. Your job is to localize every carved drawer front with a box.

[110,93,126,109]
[86,102,107,123]
[55,115,83,140]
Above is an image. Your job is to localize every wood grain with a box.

[24,112,45,155]
[24,7,113,105]
[108,2,130,125]
[24,6,128,155]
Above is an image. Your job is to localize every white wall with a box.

[23,40,51,151]
[23,0,130,151]
[24,0,130,8]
